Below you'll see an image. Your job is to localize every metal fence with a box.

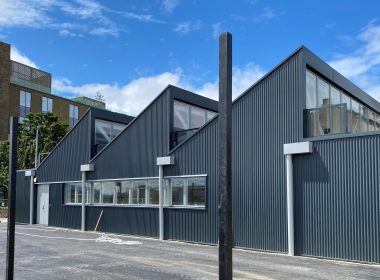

[10,61,51,94]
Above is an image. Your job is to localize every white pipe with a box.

[81,171,86,231]
[159,165,164,240]
[286,154,294,256]
[29,175,34,224]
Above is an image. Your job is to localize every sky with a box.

[1,0,380,116]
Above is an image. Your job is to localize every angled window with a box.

[304,70,379,137]
[94,119,127,154]
[172,100,217,148]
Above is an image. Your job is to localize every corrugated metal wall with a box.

[37,112,91,182]
[86,207,158,237]
[48,183,81,229]
[88,88,171,180]
[294,135,380,263]
[15,171,30,223]
[165,51,304,251]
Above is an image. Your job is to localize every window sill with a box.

[63,203,206,210]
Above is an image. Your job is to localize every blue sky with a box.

[1,0,380,115]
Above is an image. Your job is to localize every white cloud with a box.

[174,20,202,34]
[0,0,52,28]
[212,22,222,39]
[161,0,179,14]
[52,63,265,116]
[329,21,380,100]
[10,46,38,68]
[0,0,168,38]
[230,7,276,23]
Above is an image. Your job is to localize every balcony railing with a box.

[10,61,51,94]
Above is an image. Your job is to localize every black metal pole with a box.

[218,32,232,280]
[6,117,18,280]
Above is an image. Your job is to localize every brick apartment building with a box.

[0,41,105,140]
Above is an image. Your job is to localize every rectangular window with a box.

[167,176,206,207]
[187,178,206,206]
[368,110,376,131]
[132,180,146,204]
[69,104,79,128]
[116,181,130,204]
[171,178,185,205]
[42,97,53,113]
[306,71,317,109]
[19,90,31,121]
[147,179,159,205]
[360,106,368,132]
[174,101,190,130]
[101,182,115,204]
[341,93,351,132]
[351,100,360,133]
[64,183,76,204]
[92,182,101,204]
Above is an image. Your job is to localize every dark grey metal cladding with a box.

[15,171,30,223]
[165,51,304,250]
[36,111,91,183]
[88,88,171,179]
[165,120,219,244]
[86,207,158,237]
[48,183,81,229]
[294,135,380,263]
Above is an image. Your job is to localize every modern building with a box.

[0,41,104,140]
[16,46,380,264]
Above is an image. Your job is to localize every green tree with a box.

[0,141,9,198]
[0,113,69,198]
[18,112,69,169]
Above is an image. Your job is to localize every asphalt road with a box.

[0,224,379,279]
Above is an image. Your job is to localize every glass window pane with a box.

[187,178,206,206]
[305,109,318,137]
[318,107,330,134]
[341,94,351,132]
[331,105,344,134]
[132,181,146,204]
[190,106,206,129]
[351,100,360,133]
[368,110,376,131]
[147,179,159,205]
[171,178,184,205]
[317,78,329,107]
[26,92,31,108]
[101,182,115,204]
[306,71,317,109]
[330,86,341,105]
[95,119,112,146]
[116,181,130,204]
[360,106,368,132]
[206,111,217,121]
[65,183,76,204]
[112,123,126,138]
[173,101,190,130]
[92,182,101,204]
[376,114,380,131]
[76,183,82,203]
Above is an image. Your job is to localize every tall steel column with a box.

[218,32,233,280]
[6,117,18,280]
